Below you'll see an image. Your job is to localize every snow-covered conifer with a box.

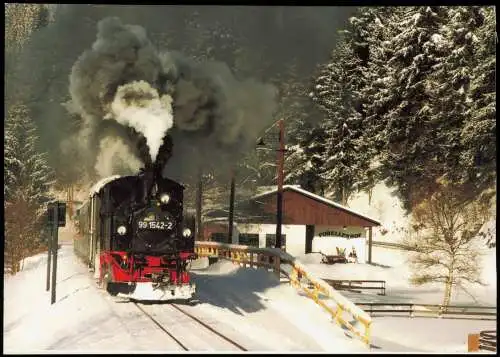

[5,104,55,273]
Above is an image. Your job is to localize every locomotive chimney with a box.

[140,135,173,202]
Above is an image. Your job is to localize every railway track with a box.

[134,302,247,351]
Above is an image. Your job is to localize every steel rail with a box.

[171,303,248,351]
[134,303,189,351]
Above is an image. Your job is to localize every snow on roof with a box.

[89,175,121,197]
[252,185,381,226]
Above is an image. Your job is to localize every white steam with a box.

[107,80,173,162]
[95,136,142,178]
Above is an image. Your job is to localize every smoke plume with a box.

[107,80,173,162]
[68,16,277,181]
[7,6,352,186]
[94,136,142,177]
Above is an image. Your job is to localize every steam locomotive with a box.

[74,166,197,301]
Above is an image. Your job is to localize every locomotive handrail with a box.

[194,241,372,347]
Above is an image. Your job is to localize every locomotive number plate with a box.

[138,221,174,230]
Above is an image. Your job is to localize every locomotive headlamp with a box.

[182,228,192,238]
[160,193,171,204]
[117,225,127,235]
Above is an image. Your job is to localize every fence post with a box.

[336,305,343,325]
[290,267,298,288]
[274,254,280,278]
[365,323,371,348]
[410,304,414,318]
[312,286,319,302]
[438,305,444,318]
[468,334,479,352]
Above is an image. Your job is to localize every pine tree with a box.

[460,6,496,191]
[5,104,55,273]
[310,35,369,205]
[280,60,328,194]
[358,6,496,211]
[5,104,55,208]
[390,7,450,210]
[285,120,327,194]
[4,3,50,53]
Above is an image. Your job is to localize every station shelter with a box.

[202,185,381,263]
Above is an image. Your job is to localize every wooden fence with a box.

[194,241,372,347]
[322,279,386,296]
[371,240,420,252]
[194,242,281,276]
[356,302,496,320]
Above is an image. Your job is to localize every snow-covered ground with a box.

[4,242,496,353]
[295,244,496,353]
[323,181,497,306]
[297,244,496,306]
[4,244,366,353]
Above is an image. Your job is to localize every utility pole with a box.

[275,118,285,249]
[196,167,203,240]
[228,168,236,244]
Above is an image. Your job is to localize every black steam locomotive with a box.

[74,166,197,301]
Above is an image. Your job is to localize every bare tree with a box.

[403,179,494,310]
[4,193,44,274]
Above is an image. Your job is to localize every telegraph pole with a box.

[228,168,236,244]
[275,119,285,249]
[196,167,203,240]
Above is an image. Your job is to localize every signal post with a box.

[46,202,66,304]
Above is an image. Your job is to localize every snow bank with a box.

[371,317,496,353]
[298,245,496,306]
[191,259,367,352]
[347,182,410,243]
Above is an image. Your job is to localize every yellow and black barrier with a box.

[194,241,372,347]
